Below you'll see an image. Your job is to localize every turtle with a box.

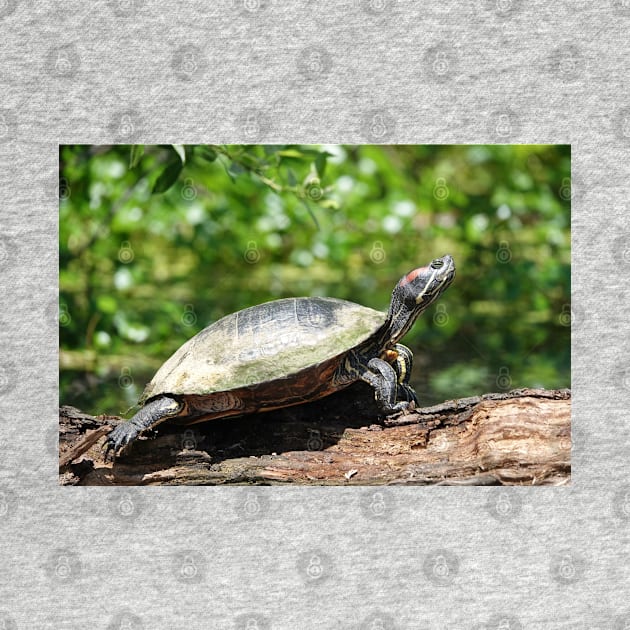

[105,254,455,457]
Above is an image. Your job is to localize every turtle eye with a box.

[431,259,444,269]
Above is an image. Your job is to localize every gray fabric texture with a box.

[1,0,629,628]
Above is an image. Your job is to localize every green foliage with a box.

[59,144,570,415]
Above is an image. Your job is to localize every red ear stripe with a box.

[399,267,427,286]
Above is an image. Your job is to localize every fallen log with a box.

[58,386,570,486]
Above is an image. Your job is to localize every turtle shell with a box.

[140,297,387,402]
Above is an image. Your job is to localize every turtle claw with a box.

[104,422,141,461]
[103,397,184,461]
[362,357,421,416]
[397,383,419,408]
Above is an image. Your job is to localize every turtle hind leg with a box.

[360,358,412,415]
[359,344,419,415]
[105,396,183,460]
[396,382,419,407]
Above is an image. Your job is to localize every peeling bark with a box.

[59,387,570,486]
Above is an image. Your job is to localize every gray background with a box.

[1,0,629,628]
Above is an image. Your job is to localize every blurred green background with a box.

[59,144,571,417]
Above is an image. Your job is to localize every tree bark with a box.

[59,386,570,486]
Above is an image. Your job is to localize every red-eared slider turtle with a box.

[106,254,455,456]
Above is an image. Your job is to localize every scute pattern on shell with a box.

[141,297,387,401]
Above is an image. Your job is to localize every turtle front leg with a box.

[105,396,183,459]
[360,358,413,415]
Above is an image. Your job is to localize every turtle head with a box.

[387,254,456,343]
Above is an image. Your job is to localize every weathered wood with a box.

[58,387,570,486]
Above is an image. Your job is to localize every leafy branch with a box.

[130,144,336,228]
